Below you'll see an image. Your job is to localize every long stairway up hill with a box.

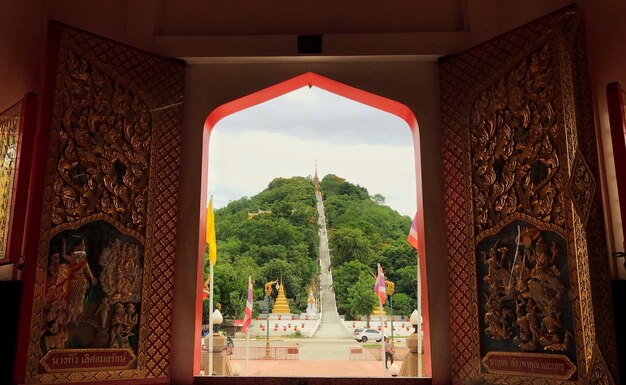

[312,175,352,339]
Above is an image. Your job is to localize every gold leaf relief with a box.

[0,104,20,258]
[568,152,596,224]
[53,49,151,233]
[470,43,566,235]
[586,345,615,385]
[27,25,184,384]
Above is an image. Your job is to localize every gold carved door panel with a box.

[440,6,617,385]
[24,22,184,384]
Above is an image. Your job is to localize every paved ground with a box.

[228,337,410,377]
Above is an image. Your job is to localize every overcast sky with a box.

[207,86,417,217]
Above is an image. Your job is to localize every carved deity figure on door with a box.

[478,221,575,359]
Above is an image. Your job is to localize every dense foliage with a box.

[321,174,416,320]
[203,177,319,322]
[204,174,417,324]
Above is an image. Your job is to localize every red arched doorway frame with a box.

[195,72,431,377]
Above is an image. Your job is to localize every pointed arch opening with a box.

[195,72,431,378]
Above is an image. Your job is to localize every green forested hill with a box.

[205,174,417,323]
[205,177,319,321]
[320,174,417,319]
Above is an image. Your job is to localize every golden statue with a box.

[385,280,395,296]
[264,279,277,297]
[62,238,97,326]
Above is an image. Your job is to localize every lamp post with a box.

[385,280,395,347]
[390,363,400,377]
[212,308,223,332]
[410,309,421,335]
[264,280,274,356]
[204,308,229,376]
[410,308,422,377]
[265,294,270,354]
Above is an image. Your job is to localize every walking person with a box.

[384,336,395,369]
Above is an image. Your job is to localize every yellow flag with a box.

[206,196,217,265]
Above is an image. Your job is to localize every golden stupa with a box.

[307,287,315,306]
[371,304,387,316]
[272,278,291,314]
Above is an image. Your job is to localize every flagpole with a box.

[208,262,214,376]
[379,296,386,374]
[245,328,250,375]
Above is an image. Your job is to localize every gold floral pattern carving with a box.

[586,344,615,385]
[568,151,595,225]
[442,6,616,384]
[50,49,151,233]
[572,211,594,372]
[0,103,20,259]
[26,23,183,384]
[470,43,565,236]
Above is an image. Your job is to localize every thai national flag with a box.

[242,276,253,333]
[407,213,419,250]
[374,264,387,305]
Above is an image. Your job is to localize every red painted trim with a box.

[199,72,431,377]
[412,129,431,377]
[193,142,209,375]
[607,82,626,261]
[13,23,61,385]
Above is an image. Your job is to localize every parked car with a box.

[354,328,382,342]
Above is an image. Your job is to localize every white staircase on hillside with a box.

[312,186,352,339]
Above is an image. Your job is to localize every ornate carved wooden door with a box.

[440,6,617,385]
[16,22,184,384]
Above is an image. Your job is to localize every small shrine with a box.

[306,286,317,316]
[271,278,291,314]
[247,209,272,220]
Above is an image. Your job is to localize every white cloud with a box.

[207,87,417,217]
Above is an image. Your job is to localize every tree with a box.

[330,227,373,266]
[389,292,415,318]
[372,193,386,205]
[395,265,418,299]
[333,260,371,314]
[347,272,377,326]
